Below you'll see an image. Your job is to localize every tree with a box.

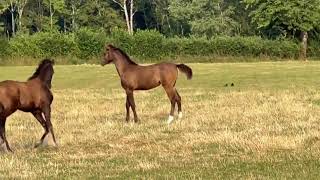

[43,0,64,30]
[152,0,171,34]
[76,0,124,33]
[64,0,82,31]
[0,0,17,36]
[16,0,28,31]
[111,0,136,35]
[244,0,320,59]
[169,0,238,37]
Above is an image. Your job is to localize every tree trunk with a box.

[300,31,308,60]
[72,5,76,31]
[123,0,131,34]
[9,1,15,36]
[18,8,22,31]
[11,11,15,36]
[50,0,53,29]
[17,0,27,32]
[112,0,133,35]
[130,0,134,35]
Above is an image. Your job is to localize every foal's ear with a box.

[106,44,114,50]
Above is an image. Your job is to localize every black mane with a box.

[28,59,54,80]
[28,59,55,88]
[114,47,138,65]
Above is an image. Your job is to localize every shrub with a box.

[0,29,303,64]
[8,34,42,57]
[0,37,9,57]
[35,32,77,57]
[75,28,107,59]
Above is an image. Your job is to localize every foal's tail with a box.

[177,64,193,80]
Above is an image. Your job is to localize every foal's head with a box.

[101,44,137,66]
[101,44,115,66]
[28,59,55,88]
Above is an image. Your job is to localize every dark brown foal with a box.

[102,44,193,124]
[0,59,57,152]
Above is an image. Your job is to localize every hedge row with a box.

[0,28,310,63]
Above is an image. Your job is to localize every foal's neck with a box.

[113,53,136,77]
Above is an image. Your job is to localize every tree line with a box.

[1,0,320,59]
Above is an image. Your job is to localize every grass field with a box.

[1,62,320,179]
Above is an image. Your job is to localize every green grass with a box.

[1,62,320,179]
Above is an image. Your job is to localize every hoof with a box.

[178,112,183,119]
[167,115,174,124]
[0,142,10,153]
[36,133,57,148]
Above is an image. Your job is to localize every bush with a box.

[109,29,165,60]
[0,29,303,64]
[8,34,42,57]
[8,32,77,58]
[35,32,77,57]
[308,40,320,57]
[0,37,9,57]
[75,28,107,59]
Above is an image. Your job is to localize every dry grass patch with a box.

[1,63,320,178]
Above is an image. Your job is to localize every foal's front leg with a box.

[126,90,139,123]
[0,119,12,152]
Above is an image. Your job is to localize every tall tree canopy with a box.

[1,0,320,57]
[243,0,320,58]
[169,0,238,37]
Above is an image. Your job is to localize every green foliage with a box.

[0,37,9,57]
[131,30,165,59]
[108,28,134,53]
[307,40,320,57]
[35,32,77,57]
[109,30,299,60]
[8,34,42,57]
[8,32,77,57]
[243,0,320,33]
[1,29,302,63]
[169,0,239,37]
[109,29,165,59]
[75,28,107,59]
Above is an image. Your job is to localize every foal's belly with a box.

[135,81,161,90]
[135,76,161,90]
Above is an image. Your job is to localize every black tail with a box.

[177,64,193,80]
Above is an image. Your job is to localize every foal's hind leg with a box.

[164,86,176,124]
[42,106,57,146]
[32,111,49,147]
[125,96,130,122]
[175,90,183,119]
[0,119,12,152]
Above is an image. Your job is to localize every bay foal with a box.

[0,59,57,152]
[101,45,193,124]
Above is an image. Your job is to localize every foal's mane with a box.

[28,59,54,80]
[28,59,55,88]
[112,47,138,65]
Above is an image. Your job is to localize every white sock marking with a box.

[178,112,183,119]
[167,115,174,124]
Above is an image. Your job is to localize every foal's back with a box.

[0,79,51,114]
[124,63,178,90]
